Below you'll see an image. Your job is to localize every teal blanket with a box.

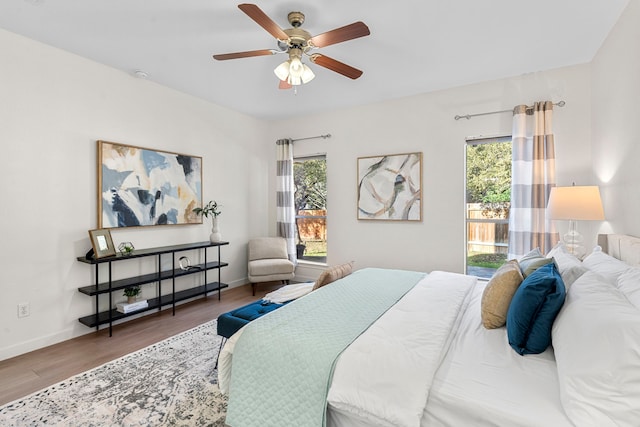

[226,268,425,427]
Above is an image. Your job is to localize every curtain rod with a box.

[292,134,331,142]
[454,101,565,121]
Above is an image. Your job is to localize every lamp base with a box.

[563,219,585,258]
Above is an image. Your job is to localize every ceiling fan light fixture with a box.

[289,56,304,78]
[274,56,314,86]
[274,60,290,81]
[301,64,315,84]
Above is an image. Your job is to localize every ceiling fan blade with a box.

[310,21,370,48]
[278,79,292,90]
[310,54,363,80]
[213,49,276,61]
[238,4,289,41]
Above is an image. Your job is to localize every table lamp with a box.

[547,185,605,257]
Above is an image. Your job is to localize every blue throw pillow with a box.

[507,262,566,355]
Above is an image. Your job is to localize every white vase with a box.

[210,216,222,242]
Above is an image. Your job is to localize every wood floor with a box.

[0,282,283,406]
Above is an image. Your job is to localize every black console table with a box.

[77,241,229,336]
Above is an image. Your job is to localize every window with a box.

[293,155,327,263]
[465,136,511,278]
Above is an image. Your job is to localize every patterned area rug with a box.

[0,320,227,426]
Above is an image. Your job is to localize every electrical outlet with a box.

[18,302,30,318]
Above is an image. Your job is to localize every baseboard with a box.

[0,328,78,362]
[0,277,252,362]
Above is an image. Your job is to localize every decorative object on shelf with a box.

[116,299,149,314]
[357,152,423,221]
[97,140,202,228]
[210,216,222,243]
[123,286,141,304]
[193,200,223,242]
[118,241,135,255]
[178,256,201,271]
[547,184,605,258]
[88,228,117,259]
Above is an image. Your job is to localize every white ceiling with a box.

[0,0,629,120]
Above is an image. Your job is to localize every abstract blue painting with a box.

[98,141,202,228]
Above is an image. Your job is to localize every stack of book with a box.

[116,299,149,314]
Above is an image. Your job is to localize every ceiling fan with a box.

[213,4,370,89]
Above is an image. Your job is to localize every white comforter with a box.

[327,271,475,427]
[220,270,574,427]
[219,271,476,425]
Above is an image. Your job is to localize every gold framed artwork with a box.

[357,152,422,221]
[97,140,203,228]
[88,228,117,259]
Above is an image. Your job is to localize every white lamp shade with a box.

[274,61,290,81]
[547,186,605,220]
[301,64,315,83]
[289,57,304,78]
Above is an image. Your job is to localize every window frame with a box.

[293,154,327,265]
[464,135,512,278]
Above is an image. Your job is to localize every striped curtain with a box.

[508,101,559,259]
[276,139,297,263]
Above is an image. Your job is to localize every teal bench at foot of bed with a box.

[215,299,290,367]
[217,299,289,339]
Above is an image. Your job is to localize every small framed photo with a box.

[88,228,117,259]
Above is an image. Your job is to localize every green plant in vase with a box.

[123,286,141,304]
[118,241,135,255]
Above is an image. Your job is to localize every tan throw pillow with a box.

[312,262,354,291]
[481,260,524,329]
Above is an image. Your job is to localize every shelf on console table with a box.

[77,241,229,336]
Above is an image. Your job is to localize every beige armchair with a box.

[248,237,295,296]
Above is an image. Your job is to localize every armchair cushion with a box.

[248,258,295,278]
[248,237,289,261]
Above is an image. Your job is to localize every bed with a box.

[219,234,640,427]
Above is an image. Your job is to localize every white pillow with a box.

[546,242,587,288]
[555,264,588,290]
[581,246,631,284]
[617,267,640,310]
[546,241,570,258]
[552,272,640,426]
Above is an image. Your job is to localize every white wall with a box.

[0,29,271,360]
[591,0,640,236]
[267,65,594,274]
